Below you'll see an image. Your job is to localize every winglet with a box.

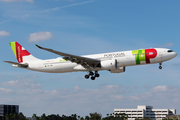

[35,44,42,49]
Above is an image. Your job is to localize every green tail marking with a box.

[9,41,17,58]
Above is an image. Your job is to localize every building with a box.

[0,105,19,120]
[114,105,176,120]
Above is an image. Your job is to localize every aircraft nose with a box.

[174,52,178,57]
[171,52,178,58]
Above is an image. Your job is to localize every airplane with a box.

[4,41,177,80]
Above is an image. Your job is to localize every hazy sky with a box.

[0,0,180,117]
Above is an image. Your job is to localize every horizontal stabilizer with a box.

[4,61,28,68]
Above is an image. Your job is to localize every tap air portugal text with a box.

[5,42,177,80]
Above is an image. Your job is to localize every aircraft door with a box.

[158,50,163,58]
[39,62,44,68]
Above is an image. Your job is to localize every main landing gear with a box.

[159,63,162,69]
[85,71,100,80]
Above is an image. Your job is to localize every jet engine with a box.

[100,59,125,73]
[100,59,117,69]
[110,67,125,73]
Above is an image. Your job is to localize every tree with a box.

[32,114,38,120]
[71,114,78,120]
[47,114,58,120]
[80,117,84,120]
[41,113,47,120]
[89,112,102,120]
[135,117,151,120]
[16,112,28,120]
[5,113,16,120]
[85,116,90,120]
[102,113,128,120]
[5,114,10,120]
[163,117,178,120]
[117,113,128,120]
[5,112,28,120]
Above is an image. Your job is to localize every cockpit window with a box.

[167,50,173,52]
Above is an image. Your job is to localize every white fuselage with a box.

[25,48,177,73]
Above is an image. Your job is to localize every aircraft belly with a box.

[29,62,77,73]
[73,65,86,70]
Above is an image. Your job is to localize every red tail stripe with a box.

[15,42,30,63]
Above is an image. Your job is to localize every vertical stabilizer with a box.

[9,42,40,63]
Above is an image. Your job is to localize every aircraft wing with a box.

[35,44,100,68]
[4,61,28,68]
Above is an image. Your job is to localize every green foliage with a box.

[163,117,179,120]
[5,112,28,120]
[40,113,47,120]
[80,117,84,120]
[102,113,128,120]
[85,115,90,120]
[4,112,128,120]
[31,113,78,120]
[135,117,151,120]
[89,112,102,120]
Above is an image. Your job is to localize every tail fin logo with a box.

[9,42,31,63]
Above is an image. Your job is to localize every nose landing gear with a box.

[159,63,162,69]
[85,71,100,80]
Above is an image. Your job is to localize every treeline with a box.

[4,113,179,120]
[3,113,27,120]
[4,112,128,120]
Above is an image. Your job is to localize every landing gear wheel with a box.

[91,76,95,80]
[89,71,94,76]
[159,63,162,69]
[95,74,100,77]
[159,66,162,69]
[85,71,100,80]
[85,75,89,79]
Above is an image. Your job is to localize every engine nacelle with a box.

[100,59,125,73]
[110,67,125,73]
[100,59,117,70]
